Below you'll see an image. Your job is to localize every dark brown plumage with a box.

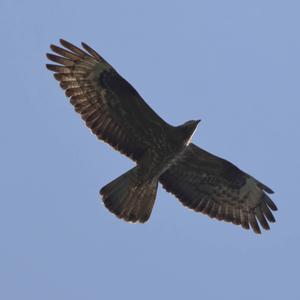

[46,39,277,234]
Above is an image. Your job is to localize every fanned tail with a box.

[100,167,158,223]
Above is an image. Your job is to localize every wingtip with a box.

[45,63,52,70]
[81,42,89,51]
[258,182,274,194]
[59,38,72,48]
[50,44,58,52]
[46,53,56,63]
[252,223,262,234]
[264,194,278,211]
[265,186,274,194]
[81,41,103,60]
[59,38,67,44]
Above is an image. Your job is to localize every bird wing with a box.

[46,39,170,162]
[159,143,277,234]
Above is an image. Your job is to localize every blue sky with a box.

[1,1,299,299]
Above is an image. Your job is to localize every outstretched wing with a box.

[159,143,277,234]
[46,39,170,162]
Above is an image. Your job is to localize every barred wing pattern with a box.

[160,144,277,234]
[46,39,169,162]
[46,39,277,233]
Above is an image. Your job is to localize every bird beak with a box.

[196,119,201,125]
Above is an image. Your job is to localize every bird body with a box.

[46,39,277,234]
[136,120,200,182]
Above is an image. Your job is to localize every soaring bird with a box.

[46,39,277,234]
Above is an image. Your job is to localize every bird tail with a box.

[100,167,158,223]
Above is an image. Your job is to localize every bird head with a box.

[181,119,201,145]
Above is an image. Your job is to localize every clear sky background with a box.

[1,1,299,299]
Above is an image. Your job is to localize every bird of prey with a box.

[46,39,277,234]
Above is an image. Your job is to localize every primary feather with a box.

[46,39,277,234]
